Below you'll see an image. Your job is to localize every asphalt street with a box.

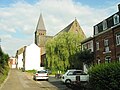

[0,69,70,90]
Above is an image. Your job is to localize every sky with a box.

[0,0,120,56]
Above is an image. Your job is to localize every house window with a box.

[96,42,99,50]
[118,55,120,62]
[83,44,86,50]
[105,56,111,63]
[116,33,120,45]
[104,39,109,46]
[75,29,78,33]
[95,26,98,34]
[97,57,101,64]
[113,14,119,25]
[105,47,110,53]
[104,39,111,53]
[103,20,107,30]
[117,55,120,62]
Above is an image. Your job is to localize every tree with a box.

[0,47,9,68]
[77,49,94,66]
[45,32,85,73]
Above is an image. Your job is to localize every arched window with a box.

[113,14,119,25]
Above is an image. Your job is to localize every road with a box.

[0,69,70,90]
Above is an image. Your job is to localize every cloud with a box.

[0,0,118,56]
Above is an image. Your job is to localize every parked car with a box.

[61,69,89,84]
[33,70,49,81]
[46,69,52,74]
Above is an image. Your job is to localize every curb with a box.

[0,69,11,90]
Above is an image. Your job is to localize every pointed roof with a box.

[36,14,46,31]
[55,18,84,36]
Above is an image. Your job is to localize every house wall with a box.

[25,43,40,70]
[114,26,120,60]
[9,57,16,68]
[17,53,23,69]
[82,40,93,52]
[94,29,116,63]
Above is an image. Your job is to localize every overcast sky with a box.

[0,0,120,56]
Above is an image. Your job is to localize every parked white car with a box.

[33,70,48,81]
[61,69,89,84]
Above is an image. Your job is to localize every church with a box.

[34,14,86,67]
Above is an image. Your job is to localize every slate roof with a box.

[17,46,25,55]
[36,14,46,31]
[55,21,74,36]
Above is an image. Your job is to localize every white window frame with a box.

[103,20,107,30]
[118,55,120,62]
[104,39,109,46]
[83,44,87,50]
[105,46,110,53]
[97,58,101,64]
[95,26,98,34]
[113,14,119,25]
[116,33,120,45]
[96,42,99,50]
[105,56,111,63]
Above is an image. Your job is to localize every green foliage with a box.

[26,69,36,73]
[0,65,9,85]
[45,32,85,73]
[0,47,9,68]
[77,49,94,66]
[88,62,120,90]
[0,47,10,85]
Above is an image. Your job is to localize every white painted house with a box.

[16,47,24,69]
[24,43,40,70]
[9,57,16,68]
[16,43,41,71]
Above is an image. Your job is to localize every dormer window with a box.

[94,26,98,34]
[113,14,119,25]
[103,20,107,30]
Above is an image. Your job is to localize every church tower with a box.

[35,14,46,55]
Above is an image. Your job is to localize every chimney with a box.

[118,4,120,11]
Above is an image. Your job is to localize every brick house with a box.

[93,4,120,64]
[81,37,94,52]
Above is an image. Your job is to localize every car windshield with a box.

[37,70,47,73]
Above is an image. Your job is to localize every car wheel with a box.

[65,79,72,88]
[65,79,71,84]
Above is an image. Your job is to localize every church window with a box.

[76,22,77,27]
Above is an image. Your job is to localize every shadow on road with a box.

[48,76,71,90]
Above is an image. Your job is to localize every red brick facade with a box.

[94,27,119,63]
[93,4,120,64]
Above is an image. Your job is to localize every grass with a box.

[0,66,9,85]
[25,70,36,74]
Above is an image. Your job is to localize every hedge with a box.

[88,62,120,90]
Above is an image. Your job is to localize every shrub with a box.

[88,62,120,90]
[0,65,9,85]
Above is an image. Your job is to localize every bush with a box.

[88,62,120,90]
[0,66,9,85]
